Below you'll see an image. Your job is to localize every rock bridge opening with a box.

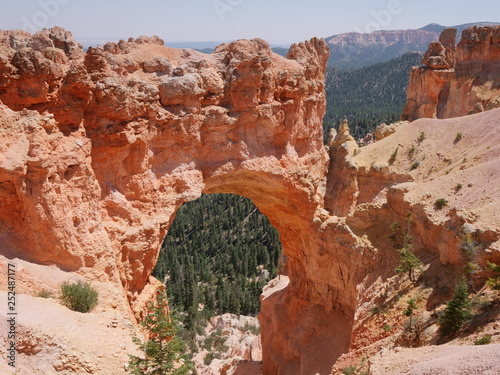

[152,192,283,370]
[154,192,283,323]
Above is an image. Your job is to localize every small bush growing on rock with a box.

[439,279,471,337]
[37,289,54,299]
[471,294,492,314]
[434,198,448,210]
[243,322,260,335]
[460,233,478,259]
[395,246,423,283]
[460,233,482,292]
[59,281,98,313]
[389,147,398,164]
[486,261,500,290]
[388,222,402,241]
[408,145,416,158]
[404,299,418,317]
[410,161,420,170]
[370,305,381,315]
[204,352,216,366]
[418,131,426,142]
[455,132,463,142]
[474,334,492,345]
[342,366,357,375]
[391,213,423,283]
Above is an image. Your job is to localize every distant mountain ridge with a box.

[325,22,499,69]
[418,22,499,34]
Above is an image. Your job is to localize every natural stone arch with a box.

[0,28,371,374]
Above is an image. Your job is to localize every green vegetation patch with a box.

[153,193,282,333]
[59,281,98,313]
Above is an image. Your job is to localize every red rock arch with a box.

[0,28,366,374]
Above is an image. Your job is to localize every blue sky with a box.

[0,0,499,45]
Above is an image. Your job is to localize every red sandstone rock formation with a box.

[402,25,500,121]
[0,27,368,374]
[1,26,500,375]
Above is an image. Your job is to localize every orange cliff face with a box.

[402,25,500,121]
[0,27,379,374]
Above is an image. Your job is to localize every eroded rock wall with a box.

[402,25,500,121]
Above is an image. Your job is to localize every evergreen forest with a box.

[153,194,282,332]
[323,51,423,141]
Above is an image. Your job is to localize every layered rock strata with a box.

[402,25,500,120]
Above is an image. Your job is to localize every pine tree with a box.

[395,244,423,283]
[392,213,423,283]
[128,291,193,375]
[486,261,500,290]
[439,279,472,337]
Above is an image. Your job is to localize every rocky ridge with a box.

[325,22,499,70]
[325,29,438,69]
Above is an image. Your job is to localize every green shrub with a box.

[370,306,381,315]
[342,366,357,375]
[203,336,215,351]
[388,222,402,240]
[439,279,471,337]
[460,233,478,258]
[408,145,416,158]
[471,295,492,314]
[389,148,398,163]
[455,132,463,142]
[410,161,420,170]
[243,322,260,335]
[395,245,423,283]
[474,334,492,345]
[486,261,500,290]
[37,289,54,299]
[204,352,215,366]
[418,131,426,142]
[455,183,463,191]
[391,213,422,283]
[435,198,448,210]
[383,324,392,331]
[60,281,98,313]
[404,299,418,317]
[186,338,198,356]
